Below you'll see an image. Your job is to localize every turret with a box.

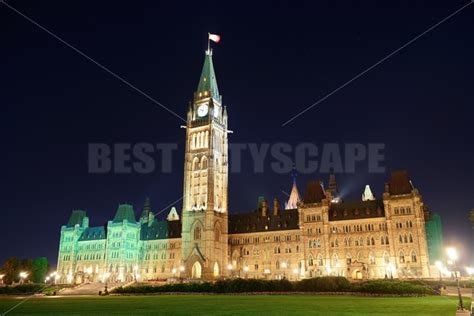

[273,198,280,216]
[140,197,151,224]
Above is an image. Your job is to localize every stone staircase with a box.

[59,282,128,296]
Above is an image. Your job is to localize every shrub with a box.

[0,284,44,295]
[352,280,435,295]
[112,277,433,295]
[294,277,351,292]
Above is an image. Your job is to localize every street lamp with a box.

[103,272,110,294]
[133,265,139,282]
[435,261,443,284]
[446,247,464,311]
[19,272,28,284]
[179,266,185,282]
[243,266,249,278]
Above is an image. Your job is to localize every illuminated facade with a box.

[56,49,437,284]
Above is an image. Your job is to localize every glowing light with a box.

[19,272,28,279]
[172,268,177,274]
[446,247,458,261]
[435,260,443,270]
[465,267,474,276]
[243,266,249,272]
[179,266,185,272]
[264,268,271,274]
[281,262,288,269]
[292,268,299,275]
[227,264,233,271]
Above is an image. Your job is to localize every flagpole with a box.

[207,32,210,53]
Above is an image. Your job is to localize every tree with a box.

[470,209,474,228]
[1,257,20,285]
[31,257,49,283]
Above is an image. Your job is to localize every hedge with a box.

[0,284,44,295]
[113,277,433,295]
[352,280,435,295]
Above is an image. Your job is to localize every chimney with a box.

[262,199,268,217]
[273,198,280,216]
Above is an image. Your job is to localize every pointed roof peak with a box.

[196,50,220,102]
[362,185,375,201]
[167,207,180,221]
[286,176,301,210]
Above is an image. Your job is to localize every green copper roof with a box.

[113,204,136,223]
[67,210,86,227]
[79,226,106,241]
[196,50,220,101]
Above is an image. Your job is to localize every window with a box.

[411,251,417,263]
[194,226,201,240]
[399,251,405,263]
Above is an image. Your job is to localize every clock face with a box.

[197,104,208,117]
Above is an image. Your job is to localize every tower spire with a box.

[285,168,301,210]
[196,49,220,102]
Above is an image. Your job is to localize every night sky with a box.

[1,1,473,266]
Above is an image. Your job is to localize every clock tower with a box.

[181,49,229,279]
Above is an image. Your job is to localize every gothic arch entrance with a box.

[352,269,363,280]
[192,261,202,279]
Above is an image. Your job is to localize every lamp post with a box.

[179,266,185,283]
[446,247,464,311]
[293,268,299,281]
[243,266,249,279]
[227,264,233,278]
[133,265,139,282]
[103,272,110,294]
[435,261,443,284]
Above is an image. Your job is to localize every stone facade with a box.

[56,49,436,284]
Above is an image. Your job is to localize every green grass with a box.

[0,295,469,315]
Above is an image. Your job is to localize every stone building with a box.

[56,48,440,284]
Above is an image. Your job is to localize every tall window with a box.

[399,251,405,263]
[411,251,417,263]
[194,226,201,240]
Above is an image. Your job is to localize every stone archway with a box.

[352,269,363,280]
[192,261,202,279]
[213,262,220,278]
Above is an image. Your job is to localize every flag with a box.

[209,33,221,43]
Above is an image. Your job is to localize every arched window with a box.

[404,235,408,243]
[383,252,390,264]
[399,251,405,263]
[317,255,324,266]
[194,226,201,240]
[308,256,314,266]
[201,156,208,169]
[411,251,417,263]
[385,236,389,245]
[399,235,403,243]
[192,157,200,171]
[409,234,413,243]
[369,253,376,265]
[205,131,209,148]
[332,253,339,266]
[381,236,385,245]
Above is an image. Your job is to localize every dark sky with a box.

[1,1,473,266]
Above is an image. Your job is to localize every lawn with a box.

[0,295,468,315]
